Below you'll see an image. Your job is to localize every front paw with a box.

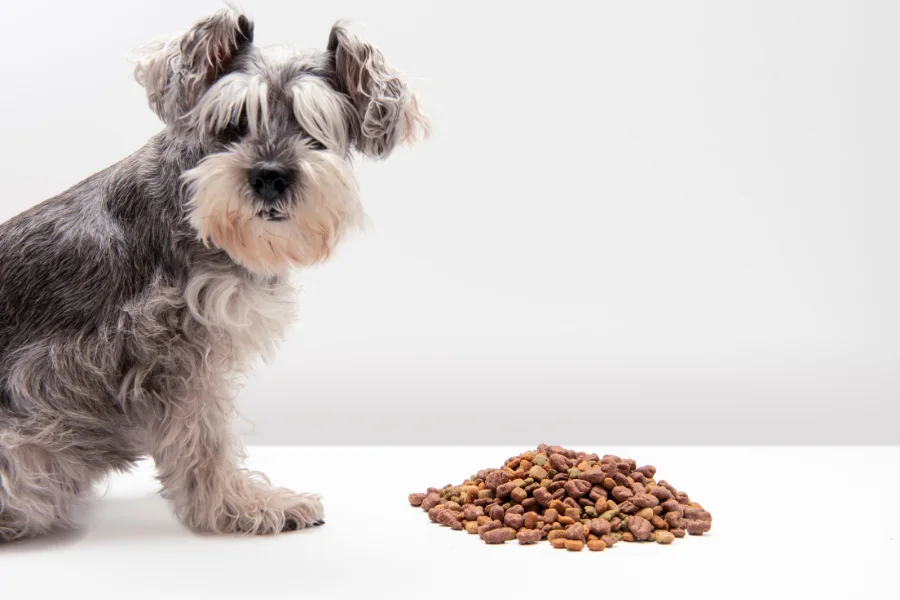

[183,487,326,535]
[280,493,325,532]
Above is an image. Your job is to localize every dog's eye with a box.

[219,113,250,144]
[307,138,325,151]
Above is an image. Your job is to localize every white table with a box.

[1,446,896,599]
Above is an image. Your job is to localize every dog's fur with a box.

[0,8,428,541]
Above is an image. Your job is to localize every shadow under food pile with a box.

[408,444,713,551]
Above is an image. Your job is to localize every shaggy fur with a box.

[0,8,428,541]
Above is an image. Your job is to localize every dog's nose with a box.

[248,165,291,202]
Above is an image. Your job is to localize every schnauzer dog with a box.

[0,8,428,541]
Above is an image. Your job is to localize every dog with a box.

[0,7,428,541]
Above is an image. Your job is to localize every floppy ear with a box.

[134,9,254,127]
[327,22,429,159]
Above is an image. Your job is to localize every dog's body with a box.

[0,9,427,541]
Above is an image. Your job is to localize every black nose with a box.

[248,165,291,202]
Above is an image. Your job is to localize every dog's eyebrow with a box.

[192,73,270,136]
[290,76,351,152]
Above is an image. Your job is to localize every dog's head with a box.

[133,9,428,275]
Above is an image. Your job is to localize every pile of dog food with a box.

[408,444,712,551]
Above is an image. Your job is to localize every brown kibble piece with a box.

[632,493,660,509]
[611,486,633,502]
[550,537,567,549]
[600,534,617,547]
[628,515,653,541]
[686,519,711,535]
[533,487,552,507]
[683,507,712,521]
[621,532,635,542]
[408,493,426,506]
[655,530,675,544]
[510,487,528,503]
[504,512,524,529]
[661,499,681,514]
[465,521,480,534]
[564,539,584,552]
[665,511,684,529]
[671,528,686,538]
[485,470,510,490]
[564,523,585,541]
[564,479,592,498]
[564,507,582,521]
[482,528,509,544]
[421,493,442,511]
[549,454,570,472]
[517,529,543,544]
[588,518,611,536]
[586,539,607,551]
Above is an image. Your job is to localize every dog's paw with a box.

[281,493,325,532]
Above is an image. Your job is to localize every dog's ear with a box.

[134,9,254,127]
[327,22,429,159]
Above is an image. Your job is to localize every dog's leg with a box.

[148,386,323,534]
[0,443,92,542]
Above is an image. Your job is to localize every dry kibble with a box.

[504,512,525,529]
[627,515,653,541]
[686,519,712,535]
[529,465,549,481]
[655,531,675,544]
[547,529,567,541]
[665,511,684,529]
[611,486,634,502]
[410,445,711,551]
[564,523,585,541]
[482,528,509,544]
[509,487,527,503]
[589,518,611,537]
[421,493,442,511]
[517,529,543,545]
[549,454,570,472]
[564,479,592,498]
[633,493,660,509]
[485,470,510,490]
[683,507,713,521]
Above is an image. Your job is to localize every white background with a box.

[0,0,897,444]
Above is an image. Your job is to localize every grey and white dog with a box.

[0,8,428,541]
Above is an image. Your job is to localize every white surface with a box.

[0,446,896,599]
[0,1,898,445]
